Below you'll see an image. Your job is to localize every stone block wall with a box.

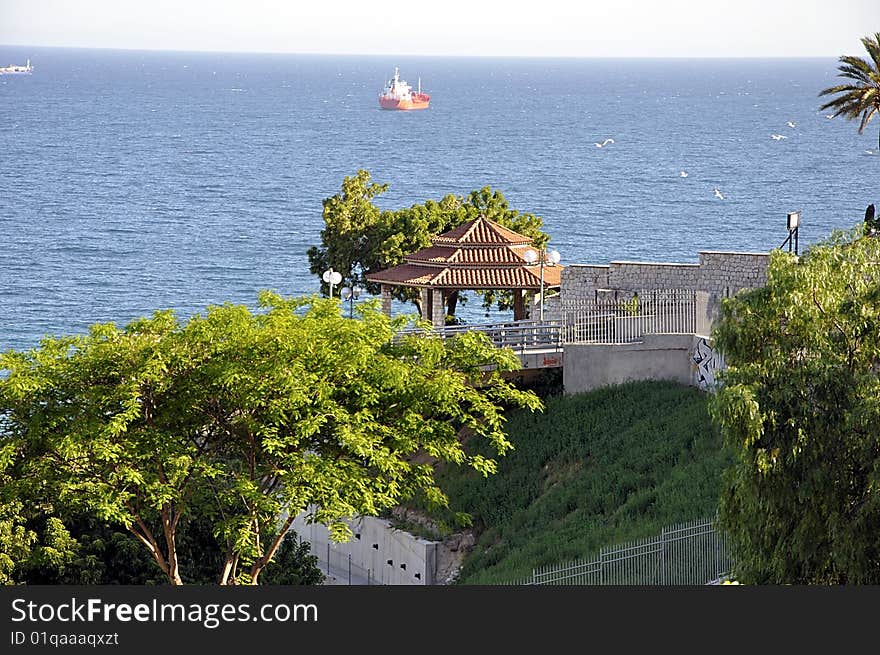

[561,251,770,325]
[697,251,770,298]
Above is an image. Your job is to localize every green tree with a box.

[0,293,540,585]
[8,508,324,586]
[307,170,550,320]
[0,447,81,585]
[259,532,324,585]
[0,499,38,585]
[819,32,880,150]
[306,170,389,298]
[709,227,880,583]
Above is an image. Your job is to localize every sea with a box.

[1,46,878,353]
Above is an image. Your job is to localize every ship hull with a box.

[0,61,33,75]
[379,94,430,110]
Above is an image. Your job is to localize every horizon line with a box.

[0,43,844,60]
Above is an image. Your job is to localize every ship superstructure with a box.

[378,67,429,110]
[0,59,33,75]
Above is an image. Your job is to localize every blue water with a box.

[2,47,877,352]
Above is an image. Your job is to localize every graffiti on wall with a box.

[692,337,725,390]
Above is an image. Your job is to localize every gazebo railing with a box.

[397,320,564,353]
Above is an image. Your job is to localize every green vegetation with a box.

[417,380,729,585]
[0,293,540,585]
[710,226,880,584]
[819,32,880,150]
[10,510,324,585]
[307,170,551,318]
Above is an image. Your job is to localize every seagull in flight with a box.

[771,133,787,140]
[787,121,796,128]
[595,138,614,148]
[825,114,835,119]
[713,188,725,200]
[679,170,689,177]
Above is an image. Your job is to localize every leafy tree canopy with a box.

[0,442,81,585]
[0,293,541,585]
[709,226,880,583]
[6,507,323,586]
[307,170,551,317]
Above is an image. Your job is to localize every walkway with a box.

[399,319,564,369]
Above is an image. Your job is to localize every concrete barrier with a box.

[291,511,439,585]
[562,333,695,394]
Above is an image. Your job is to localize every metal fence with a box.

[316,541,383,585]
[504,516,732,586]
[399,319,564,353]
[563,289,703,344]
[393,290,711,350]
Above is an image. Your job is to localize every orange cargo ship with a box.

[378,67,430,110]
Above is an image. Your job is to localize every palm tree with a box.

[819,32,880,150]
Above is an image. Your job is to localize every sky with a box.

[1,0,878,58]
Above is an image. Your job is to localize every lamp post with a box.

[523,247,561,321]
[339,284,362,318]
[322,268,342,297]
[781,211,801,255]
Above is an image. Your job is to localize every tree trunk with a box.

[219,553,236,585]
[127,512,178,584]
[161,506,183,585]
[248,515,296,585]
[128,526,172,583]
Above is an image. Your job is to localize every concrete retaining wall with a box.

[563,333,726,395]
[292,511,438,585]
[563,333,695,394]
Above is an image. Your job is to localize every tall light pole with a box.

[523,247,561,321]
[781,211,801,255]
[340,284,362,318]
[322,268,342,297]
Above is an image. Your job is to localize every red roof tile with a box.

[366,264,439,286]
[406,245,535,266]
[432,216,533,246]
[367,262,563,289]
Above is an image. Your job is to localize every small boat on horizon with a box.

[0,59,33,75]
[378,67,430,111]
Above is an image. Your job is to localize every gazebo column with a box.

[513,289,527,321]
[380,285,393,316]
[419,288,430,322]
[431,289,445,329]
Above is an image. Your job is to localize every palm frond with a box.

[858,106,878,134]
[818,33,880,146]
[836,56,874,83]
[861,33,880,70]
[819,83,860,98]
[819,89,867,116]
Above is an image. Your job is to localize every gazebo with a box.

[366,215,562,328]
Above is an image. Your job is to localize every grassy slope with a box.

[434,380,730,585]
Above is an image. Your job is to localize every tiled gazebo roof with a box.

[431,218,532,246]
[366,215,562,290]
